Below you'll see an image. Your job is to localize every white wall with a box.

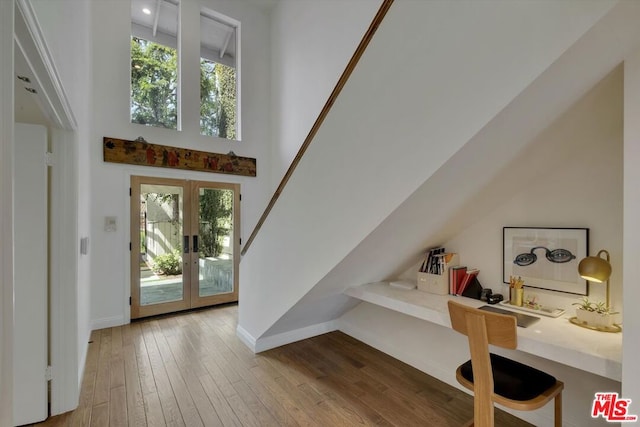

[239,0,618,342]
[269,0,383,190]
[623,49,640,414]
[0,1,14,424]
[427,66,623,315]
[90,0,272,328]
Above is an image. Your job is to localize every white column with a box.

[178,0,201,134]
[0,0,15,425]
[623,49,640,404]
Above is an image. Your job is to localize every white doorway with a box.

[12,2,81,424]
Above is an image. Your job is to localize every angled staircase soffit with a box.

[242,0,636,341]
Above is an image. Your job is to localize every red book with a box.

[450,266,467,294]
[449,267,455,294]
[457,269,479,295]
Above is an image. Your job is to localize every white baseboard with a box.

[236,324,257,352]
[76,327,92,389]
[91,315,126,331]
[237,320,339,353]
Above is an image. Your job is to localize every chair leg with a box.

[474,395,494,427]
[554,391,562,427]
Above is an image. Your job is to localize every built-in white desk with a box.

[344,282,622,381]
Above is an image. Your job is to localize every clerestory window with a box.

[130,0,179,130]
[200,9,240,140]
[130,0,240,140]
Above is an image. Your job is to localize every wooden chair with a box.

[448,300,564,427]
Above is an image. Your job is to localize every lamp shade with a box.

[578,253,611,283]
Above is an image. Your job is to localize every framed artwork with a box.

[503,227,589,295]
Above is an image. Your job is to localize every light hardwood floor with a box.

[32,304,532,426]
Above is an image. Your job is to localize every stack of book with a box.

[417,247,482,297]
[417,248,459,295]
[419,247,457,275]
[449,267,479,296]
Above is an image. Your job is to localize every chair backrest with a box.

[448,300,518,427]
[448,301,518,349]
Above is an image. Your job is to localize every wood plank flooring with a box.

[32,304,532,426]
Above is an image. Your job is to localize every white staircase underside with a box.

[239,0,640,348]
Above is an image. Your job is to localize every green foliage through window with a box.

[130,37,178,129]
[152,250,182,276]
[200,59,237,139]
[199,189,233,258]
[130,38,238,139]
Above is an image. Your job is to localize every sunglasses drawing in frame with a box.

[513,246,576,267]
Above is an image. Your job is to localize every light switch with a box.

[105,216,117,232]
[80,237,89,255]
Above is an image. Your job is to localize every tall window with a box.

[130,1,240,140]
[131,38,178,129]
[200,9,240,140]
[130,0,179,130]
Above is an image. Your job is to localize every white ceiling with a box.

[131,0,179,38]
[245,0,279,13]
[131,0,238,60]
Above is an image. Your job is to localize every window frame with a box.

[129,0,242,141]
[199,7,242,141]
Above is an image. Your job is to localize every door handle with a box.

[193,235,199,253]
[183,236,189,253]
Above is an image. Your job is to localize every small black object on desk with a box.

[461,276,484,300]
[487,293,504,304]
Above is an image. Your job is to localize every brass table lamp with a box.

[571,249,621,332]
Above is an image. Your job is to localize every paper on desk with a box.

[389,280,417,290]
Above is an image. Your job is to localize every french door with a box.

[131,176,240,319]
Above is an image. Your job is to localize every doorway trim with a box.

[130,176,240,319]
[15,0,77,130]
[14,0,81,417]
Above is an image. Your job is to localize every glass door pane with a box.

[197,187,234,297]
[131,176,190,319]
[191,182,239,308]
[140,184,185,304]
